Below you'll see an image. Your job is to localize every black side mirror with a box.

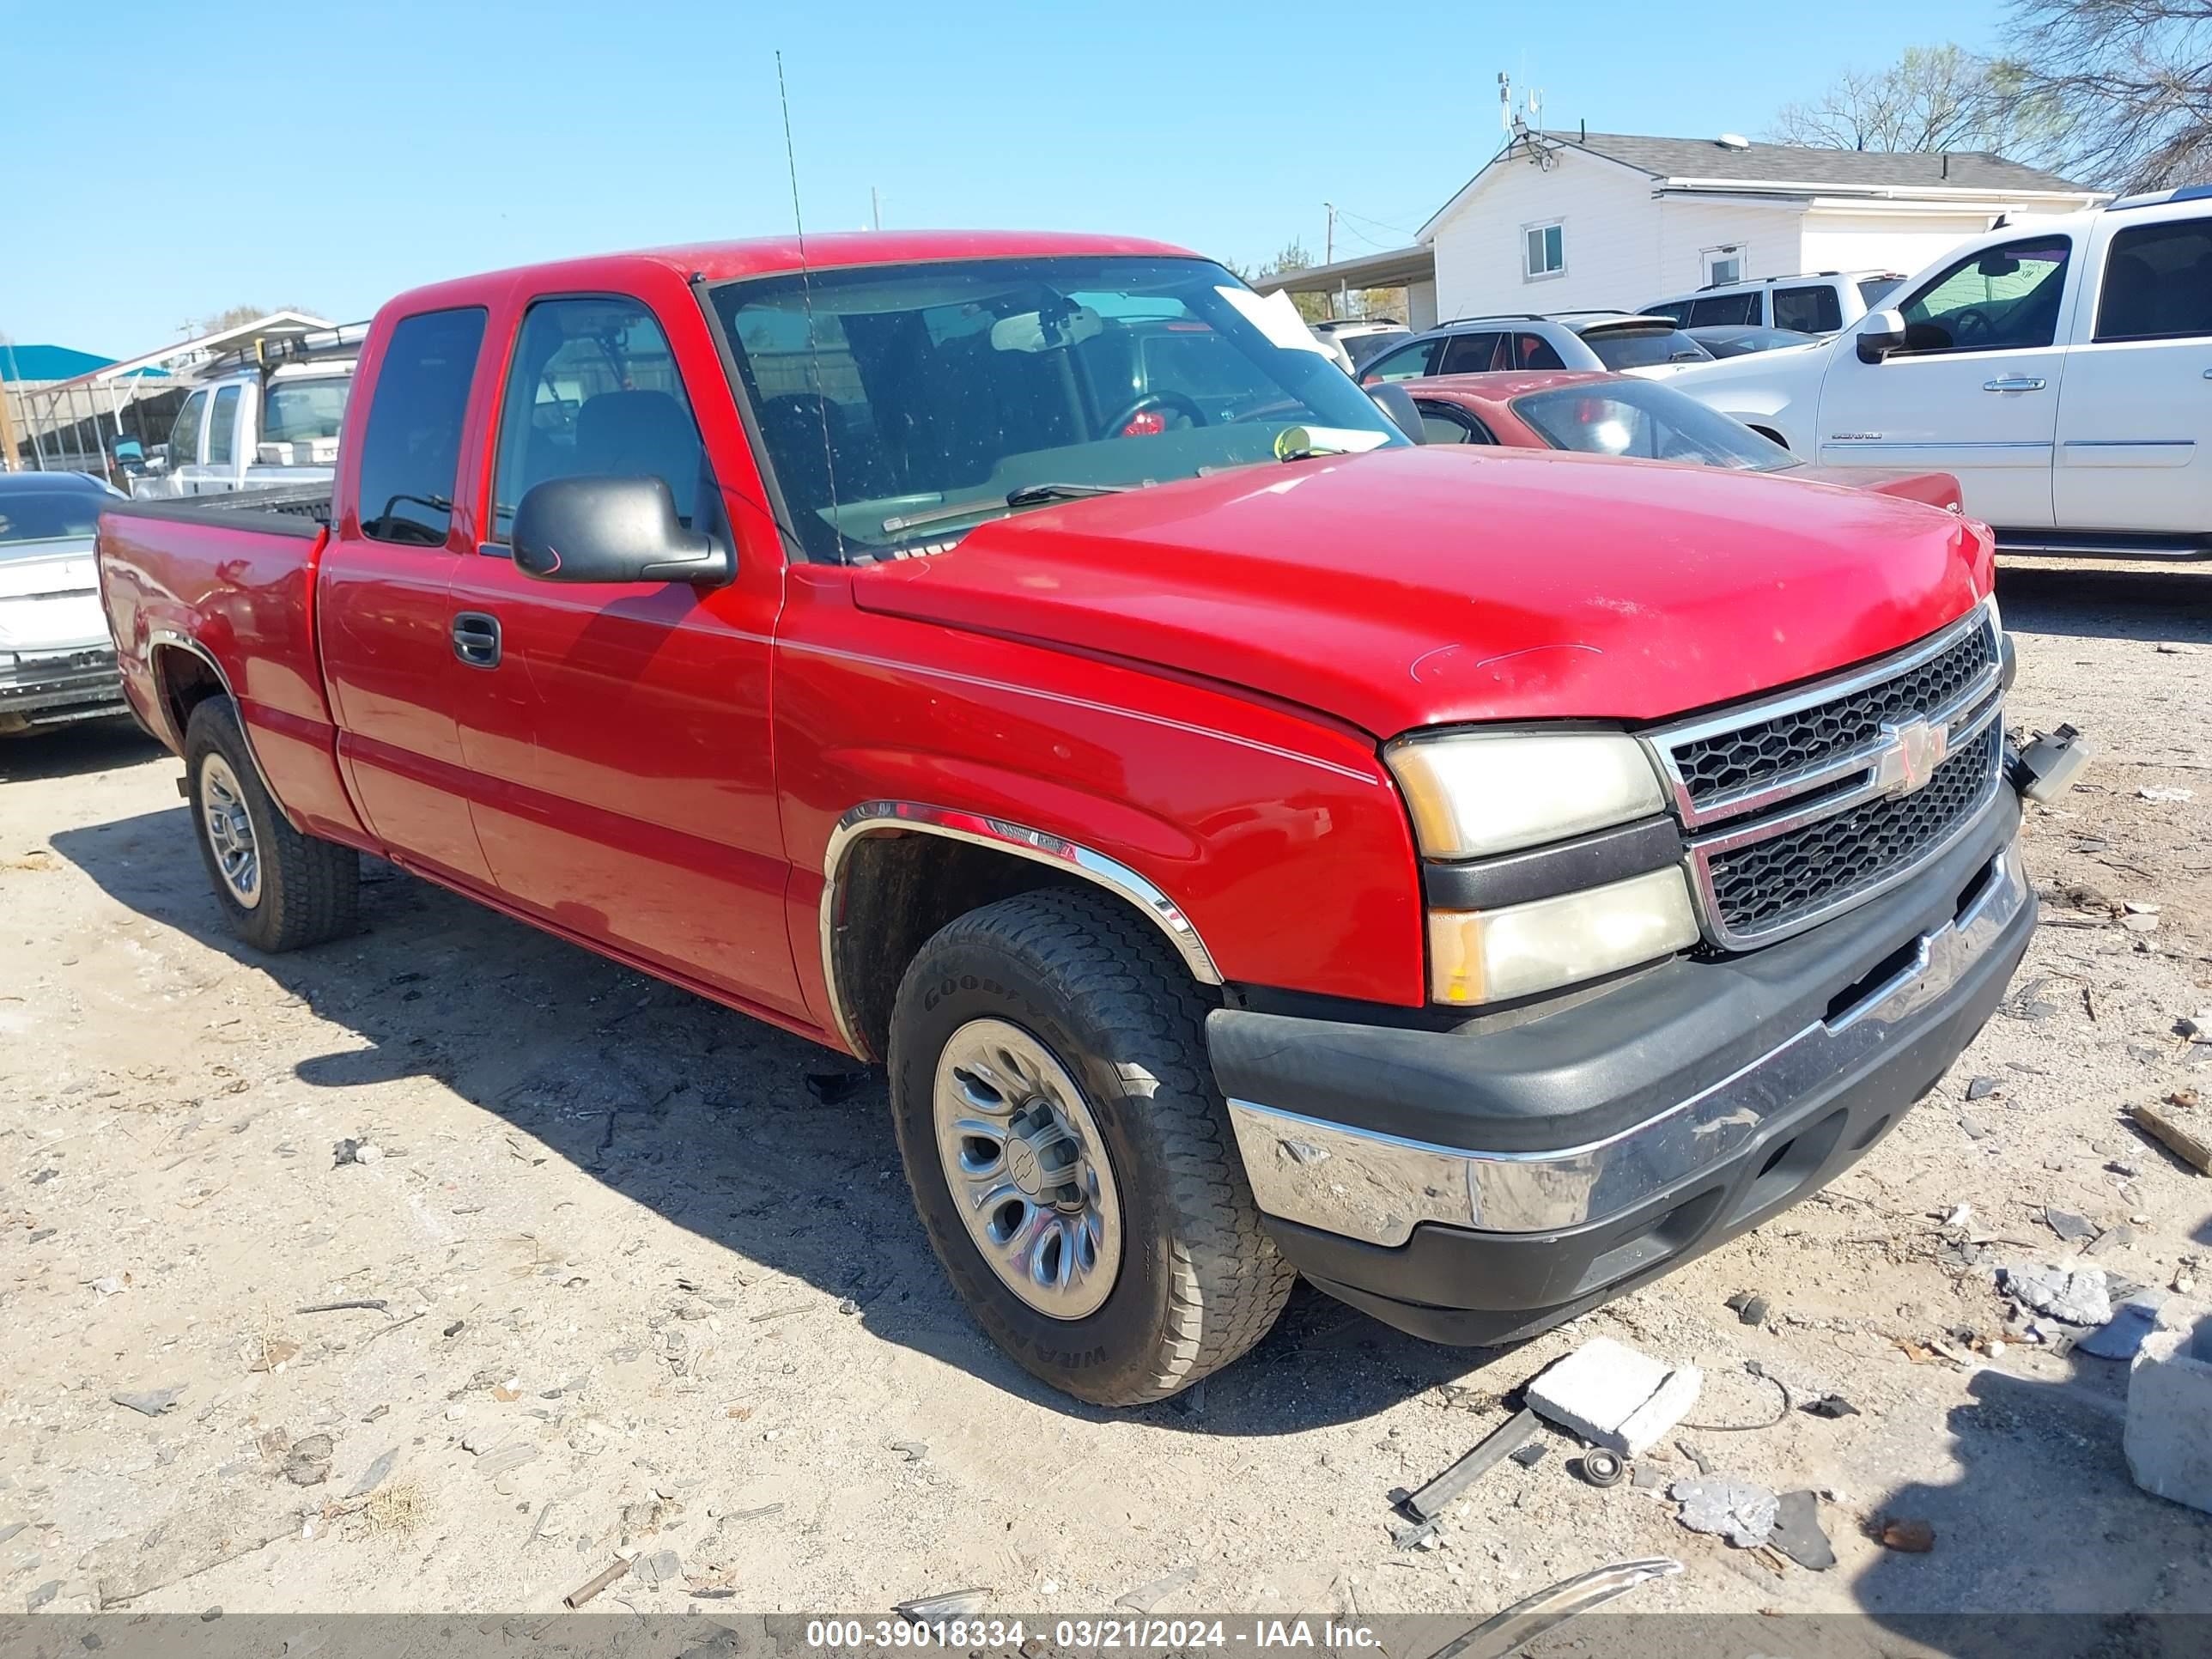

[512,476,732,586]
[1856,308,1908,364]
[1366,381,1427,443]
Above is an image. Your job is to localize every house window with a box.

[1702,245,1746,287]
[1522,221,1565,281]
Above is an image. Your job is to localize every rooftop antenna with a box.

[776,51,842,557]
[1498,72,1511,134]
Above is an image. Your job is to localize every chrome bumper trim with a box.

[1227,846,2027,1245]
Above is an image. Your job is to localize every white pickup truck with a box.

[1666,186,2212,559]
[134,326,362,500]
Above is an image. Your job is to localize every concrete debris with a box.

[2125,1298,2212,1514]
[1669,1477,1778,1547]
[895,1589,992,1623]
[1630,1464,1668,1492]
[887,1441,928,1462]
[631,1548,682,1587]
[1769,1491,1835,1571]
[27,1581,61,1613]
[1526,1337,1702,1457]
[1965,1075,2000,1102]
[2140,787,2194,804]
[474,1443,540,1478]
[1960,1115,1993,1141]
[343,1448,399,1500]
[1725,1291,1770,1327]
[2080,1293,2169,1361]
[110,1387,185,1417]
[2131,1097,2212,1175]
[2086,1224,2138,1259]
[2002,1263,2113,1327]
[1881,1517,1936,1553]
[2122,912,2160,934]
[332,1138,384,1167]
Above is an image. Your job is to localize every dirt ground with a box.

[3,560,2209,1630]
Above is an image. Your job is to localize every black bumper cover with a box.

[1208,788,2033,1346]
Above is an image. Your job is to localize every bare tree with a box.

[1770,45,2033,152]
[2006,0,2212,190]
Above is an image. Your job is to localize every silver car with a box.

[0,471,129,735]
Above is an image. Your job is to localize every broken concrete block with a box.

[2126,1299,2212,1515]
[1525,1336,1702,1457]
[2002,1263,2112,1327]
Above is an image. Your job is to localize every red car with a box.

[1404,369,1966,511]
[97,233,2033,1405]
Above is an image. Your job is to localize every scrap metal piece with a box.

[1417,1556,1684,1659]
[562,1558,631,1610]
[1401,1409,1540,1522]
[894,1589,991,1623]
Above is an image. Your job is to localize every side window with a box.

[491,297,706,542]
[205,386,240,466]
[1413,402,1495,445]
[1644,301,1692,325]
[1515,332,1566,370]
[1362,339,1439,384]
[1771,285,1842,333]
[2094,219,2212,343]
[1687,293,1761,327]
[169,390,207,465]
[1436,332,1504,374]
[357,307,487,546]
[1898,237,2072,355]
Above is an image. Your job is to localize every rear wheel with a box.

[887,888,1293,1405]
[185,698,358,952]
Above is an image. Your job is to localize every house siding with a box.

[1428,149,1662,319]
[1649,199,1803,304]
[1798,211,1999,283]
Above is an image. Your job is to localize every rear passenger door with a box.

[317,307,499,887]
[2053,209,2212,534]
[447,289,804,1018]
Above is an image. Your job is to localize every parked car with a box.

[135,325,363,499]
[1403,370,1964,510]
[1685,324,1823,360]
[1359,313,1711,385]
[1644,270,1908,335]
[1312,318,1415,369]
[99,230,2038,1405]
[0,471,130,734]
[1665,186,2212,558]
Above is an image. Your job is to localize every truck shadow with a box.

[51,804,1480,1433]
[0,719,164,784]
[1849,1352,2212,1643]
[1995,562,2212,646]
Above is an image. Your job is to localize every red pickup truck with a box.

[97,231,2038,1407]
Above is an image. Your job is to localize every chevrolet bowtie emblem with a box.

[1877,717,1948,795]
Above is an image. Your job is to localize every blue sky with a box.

[7,0,2009,355]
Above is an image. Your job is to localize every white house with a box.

[1258,129,2106,328]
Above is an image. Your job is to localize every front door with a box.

[2055,210,2212,535]
[445,291,803,1018]
[317,305,496,888]
[1815,232,2077,532]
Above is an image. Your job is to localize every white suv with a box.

[1664,188,2212,558]
[1644,270,1906,337]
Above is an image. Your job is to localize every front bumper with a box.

[0,646,128,733]
[1212,786,2033,1345]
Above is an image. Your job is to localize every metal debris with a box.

[1415,1557,1683,1659]
[344,1448,398,1499]
[1965,1076,2000,1102]
[1725,1291,1770,1327]
[895,1589,992,1623]
[2077,1292,2168,1360]
[1880,1517,1936,1553]
[1800,1394,1860,1419]
[110,1387,185,1417]
[1400,1409,1540,1522]
[1510,1442,1549,1469]
[1769,1491,1834,1571]
[2045,1207,2097,1243]
[562,1558,631,1609]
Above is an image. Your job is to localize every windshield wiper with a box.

[881,481,1130,536]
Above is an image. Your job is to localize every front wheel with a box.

[887,888,1293,1406]
[185,697,359,952]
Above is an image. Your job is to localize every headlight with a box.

[1386,732,1666,860]
[1428,867,1700,1006]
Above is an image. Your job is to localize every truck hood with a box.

[0,538,109,655]
[849,446,1990,739]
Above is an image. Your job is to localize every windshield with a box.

[262,375,350,444]
[1510,381,1799,473]
[707,255,1401,561]
[1582,327,1715,371]
[0,487,102,549]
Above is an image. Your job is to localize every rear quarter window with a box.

[2095,219,2212,342]
[356,307,489,545]
[1686,293,1760,327]
[1771,285,1843,333]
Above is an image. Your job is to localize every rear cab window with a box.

[489,296,708,544]
[356,308,489,545]
[2094,218,2212,342]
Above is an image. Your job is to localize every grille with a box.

[1673,623,1995,808]
[1706,726,2001,937]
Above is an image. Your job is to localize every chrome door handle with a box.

[1983,376,2046,392]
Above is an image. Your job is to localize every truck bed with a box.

[103,483,331,537]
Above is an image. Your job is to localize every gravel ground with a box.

[1,559,2209,1628]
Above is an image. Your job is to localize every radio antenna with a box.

[776,51,842,556]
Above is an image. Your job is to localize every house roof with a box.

[0,343,116,383]
[1418,131,2106,240]
[1568,132,2094,194]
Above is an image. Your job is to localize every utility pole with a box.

[1323,201,1334,264]
[0,340,22,471]
[870,186,882,231]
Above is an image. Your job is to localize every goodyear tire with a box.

[888,887,1293,1405]
[185,697,358,952]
